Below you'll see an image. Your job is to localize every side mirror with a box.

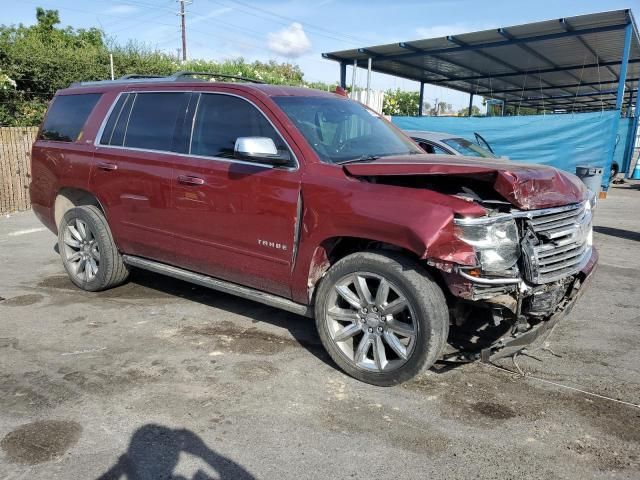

[234,137,290,165]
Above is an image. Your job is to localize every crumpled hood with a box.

[343,154,588,210]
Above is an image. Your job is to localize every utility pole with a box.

[177,0,191,62]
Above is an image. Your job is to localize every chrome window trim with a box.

[95,91,126,145]
[93,89,299,171]
[122,92,137,146]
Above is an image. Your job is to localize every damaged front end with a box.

[437,196,597,362]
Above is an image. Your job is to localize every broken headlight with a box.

[454,216,520,272]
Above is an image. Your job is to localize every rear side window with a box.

[100,92,190,151]
[190,94,288,159]
[39,93,101,142]
[100,92,188,152]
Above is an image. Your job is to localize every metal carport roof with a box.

[323,9,640,112]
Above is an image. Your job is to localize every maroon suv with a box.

[30,73,597,385]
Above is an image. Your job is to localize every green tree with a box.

[382,89,420,116]
[0,7,335,126]
[457,105,481,116]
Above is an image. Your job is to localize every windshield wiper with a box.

[337,155,380,165]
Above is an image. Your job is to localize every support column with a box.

[606,22,633,187]
[502,100,507,116]
[467,93,474,116]
[339,62,347,89]
[351,59,357,93]
[419,82,425,116]
[366,57,372,106]
[625,79,640,176]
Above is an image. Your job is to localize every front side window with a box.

[441,138,496,158]
[190,94,289,160]
[39,93,101,142]
[273,96,421,163]
[99,92,189,152]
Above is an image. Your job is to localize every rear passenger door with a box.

[92,91,190,263]
[170,92,301,298]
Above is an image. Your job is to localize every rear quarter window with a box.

[39,93,102,142]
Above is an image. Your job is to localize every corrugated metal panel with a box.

[323,9,640,110]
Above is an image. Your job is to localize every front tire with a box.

[314,251,449,386]
[58,205,129,292]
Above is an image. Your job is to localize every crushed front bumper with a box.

[479,246,598,362]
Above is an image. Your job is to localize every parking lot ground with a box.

[1,183,640,480]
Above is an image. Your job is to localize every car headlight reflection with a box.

[454,217,520,272]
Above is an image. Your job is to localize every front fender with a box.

[290,176,479,304]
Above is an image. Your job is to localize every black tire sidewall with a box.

[58,206,119,292]
[314,251,448,386]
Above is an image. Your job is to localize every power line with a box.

[209,0,377,46]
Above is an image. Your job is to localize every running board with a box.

[122,255,313,317]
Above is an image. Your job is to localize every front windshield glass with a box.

[442,138,496,158]
[273,96,421,163]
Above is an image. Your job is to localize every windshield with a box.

[441,138,496,158]
[273,96,421,163]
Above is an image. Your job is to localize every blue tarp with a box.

[392,110,627,186]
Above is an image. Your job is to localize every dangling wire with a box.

[517,50,533,116]
[570,53,587,116]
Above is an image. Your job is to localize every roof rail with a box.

[70,71,265,88]
[168,71,265,84]
[119,74,166,79]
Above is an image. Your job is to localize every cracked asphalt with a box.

[1,183,639,479]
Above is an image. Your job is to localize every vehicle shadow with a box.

[126,268,335,367]
[593,225,640,242]
[95,424,255,480]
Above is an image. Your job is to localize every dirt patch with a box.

[63,316,86,324]
[37,275,75,290]
[1,294,44,307]
[470,401,517,420]
[60,367,159,394]
[0,372,76,414]
[1,420,81,465]
[231,361,279,381]
[180,321,301,355]
[36,274,177,301]
[404,364,640,471]
[0,337,19,349]
[322,397,450,456]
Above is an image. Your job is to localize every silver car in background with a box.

[405,130,498,158]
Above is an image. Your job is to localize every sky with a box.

[2,0,637,111]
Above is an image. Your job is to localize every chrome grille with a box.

[519,202,592,284]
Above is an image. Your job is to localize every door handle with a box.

[97,162,118,171]
[178,175,205,186]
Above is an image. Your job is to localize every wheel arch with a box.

[304,236,423,303]
[54,187,106,230]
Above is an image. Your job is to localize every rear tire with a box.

[58,205,129,292]
[314,251,449,386]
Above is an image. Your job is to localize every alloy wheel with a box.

[325,272,417,372]
[62,218,100,282]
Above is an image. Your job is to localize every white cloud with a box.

[105,5,138,15]
[267,22,311,58]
